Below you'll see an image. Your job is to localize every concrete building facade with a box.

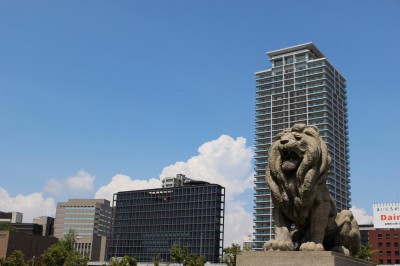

[0,211,23,223]
[54,199,112,262]
[161,173,194,188]
[33,216,55,236]
[253,43,351,249]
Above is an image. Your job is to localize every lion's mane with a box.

[266,124,331,222]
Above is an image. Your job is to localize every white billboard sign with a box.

[373,203,400,229]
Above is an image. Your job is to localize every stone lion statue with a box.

[263,124,360,255]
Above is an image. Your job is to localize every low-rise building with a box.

[369,229,400,265]
[243,235,253,250]
[0,211,23,223]
[54,199,112,262]
[361,203,400,265]
[10,223,43,235]
[359,224,374,246]
[33,216,55,236]
[0,230,57,261]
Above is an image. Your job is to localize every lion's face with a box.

[274,124,320,174]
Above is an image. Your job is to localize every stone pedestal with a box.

[237,251,376,266]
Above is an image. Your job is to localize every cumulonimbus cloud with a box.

[160,135,254,200]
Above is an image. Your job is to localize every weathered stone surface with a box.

[263,124,360,255]
[237,251,375,266]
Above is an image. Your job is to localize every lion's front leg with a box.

[264,203,294,251]
[300,188,331,251]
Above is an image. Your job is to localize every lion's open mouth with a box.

[281,149,302,172]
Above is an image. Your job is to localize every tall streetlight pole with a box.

[115,234,120,259]
[200,232,203,256]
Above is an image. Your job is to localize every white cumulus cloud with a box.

[94,174,161,202]
[0,187,56,223]
[43,169,95,196]
[224,200,254,245]
[350,206,373,225]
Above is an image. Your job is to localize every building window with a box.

[379,259,383,264]
[396,259,400,264]
[379,251,383,256]
[386,242,391,247]
[395,234,399,239]
[395,250,399,256]
[395,242,399,247]
[387,259,392,264]
[387,251,391,256]
[378,234,382,239]
[386,234,390,239]
[378,242,382,247]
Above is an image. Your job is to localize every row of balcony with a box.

[256,79,328,95]
[256,62,326,82]
[256,88,330,103]
[256,100,330,115]
[256,71,325,87]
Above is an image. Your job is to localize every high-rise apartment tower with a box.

[253,43,350,250]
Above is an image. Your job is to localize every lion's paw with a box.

[331,246,350,256]
[263,240,294,251]
[299,242,325,251]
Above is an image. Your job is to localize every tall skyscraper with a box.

[54,199,112,261]
[109,181,225,262]
[253,43,350,250]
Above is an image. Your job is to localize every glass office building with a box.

[253,43,350,249]
[109,182,225,262]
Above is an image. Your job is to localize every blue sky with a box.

[1,1,400,243]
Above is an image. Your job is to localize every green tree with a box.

[242,246,252,252]
[109,256,137,266]
[0,224,17,231]
[152,254,160,266]
[223,243,242,266]
[27,255,42,266]
[170,244,189,264]
[1,250,27,266]
[185,254,206,266]
[41,229,88,266]
[354,243,376,262]
[41,243,68,266]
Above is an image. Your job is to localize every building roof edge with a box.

[266,42,325,59]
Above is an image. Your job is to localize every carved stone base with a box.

[237,251,376,266]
